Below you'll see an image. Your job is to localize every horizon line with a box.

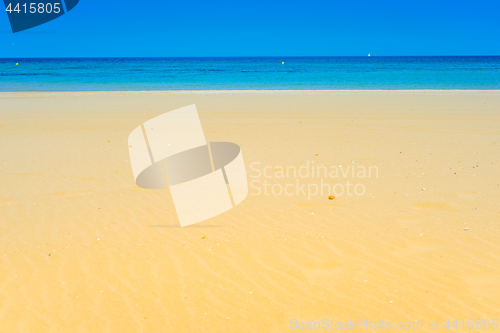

[1,55,499,59]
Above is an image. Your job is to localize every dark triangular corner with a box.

[64,0,79,12]
[4,0,66,33]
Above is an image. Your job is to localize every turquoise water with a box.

[0,56,499,91]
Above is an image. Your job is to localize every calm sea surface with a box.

[0,56,499,91]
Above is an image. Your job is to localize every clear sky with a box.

[1,0,499,57]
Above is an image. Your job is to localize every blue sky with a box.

[1,0,499,57]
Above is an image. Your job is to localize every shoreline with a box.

[1,89,499,98]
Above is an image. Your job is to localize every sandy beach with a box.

[1,90,499,332]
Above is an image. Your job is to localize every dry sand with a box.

[0,90,499,332]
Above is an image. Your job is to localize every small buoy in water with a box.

[328,195,335,200]
[16,63,18,65]
[282,62,284,65]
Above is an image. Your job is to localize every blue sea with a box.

[0,56,499,91]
